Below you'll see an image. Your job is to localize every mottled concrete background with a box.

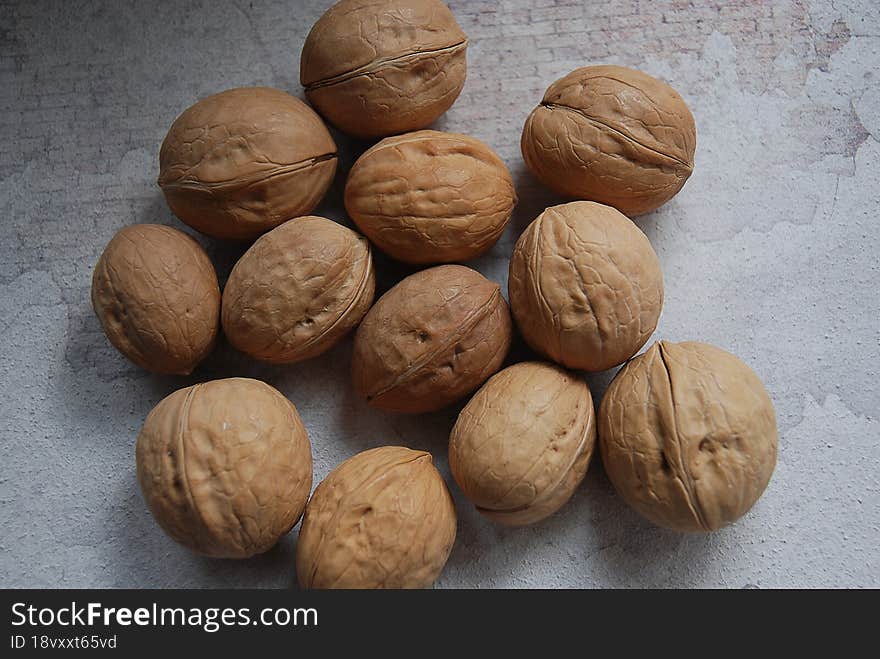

[1,0,877,588]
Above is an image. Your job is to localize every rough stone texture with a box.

[0,0,877,588]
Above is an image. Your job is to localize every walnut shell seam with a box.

[303,41,468,91]
[158,153,338,191]
[364,284,503,403]
[540,102,693,171]
[654,341,711,531]
[168,383,218,549]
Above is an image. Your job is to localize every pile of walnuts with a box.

[91,0,778,589]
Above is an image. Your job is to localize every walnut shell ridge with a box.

[599,341,778,532]
[449,361,596,526]
[91,224,220,375]
[352,264,512,413]
[345,130,516,264]
[158,87,337,241]
[509,201,663,372]
[136,378,313,558]
[300,0,468,139]
[522,65,696,216]
[222,216,375,364]
[296,446,457,589]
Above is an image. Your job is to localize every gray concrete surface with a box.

[1,0,878,588]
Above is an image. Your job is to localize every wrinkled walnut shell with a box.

[599,341,778,532]
[296,446,457,589]
[345,130,516,264]
[158,87,337,241]
[91,224,220,375]
[136,378,313,557]
[300,0,468,139]
[509,201,663,372]
[222,216,375,364]
[352,265,512,413]
[522,65,696,216]
[450,362,596,525]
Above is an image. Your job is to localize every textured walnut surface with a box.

[296,446,457,588]
[450,361,595,525]
[352,264,512,413]
[522,65,696,216]
[7,0,879,589]
[136,378,313,558]
[91,224,220,375]
[599,341,778,532]
[509,201,663,372]
[222,216,375,364]
[158,87,337,240]
[345,130,516,264]
[300,0,467,138]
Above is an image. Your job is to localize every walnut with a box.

[352,265,512,413]
[300,0,467,138]
[344,130,516,264]
[222,216,375,364]
[522,65,696,216]
[91,224,220,375]
[136,378,313,557]
[599,341,778,532]
[158,87,337,241]
[509,201,663,372]
[449,362,596,525]
[296,446,456,588]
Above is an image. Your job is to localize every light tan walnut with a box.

[599,341,778,532]
[449,362,596,526]
[222,216,375,364]
[522,65,696,216]
[91,224,220,375]
[296,446,456,589]
[352,265,512,413]
[136,378,313,557]
[158,87,337,241]
[344,130,516,264]
[509,201,663,372]
[300,0,467,139]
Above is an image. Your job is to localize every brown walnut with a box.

[522,65,696,216]
[508,201,663,372]
[222,216,375,364]
[136,378,313,557]
[352,265,512,413]
[296,446,457,589]
[344,130,516,264]
[449,361,596,526]
[300,0,468,139]
[599,341,778,532]
[91,224,220,375]
[158,87,337,241]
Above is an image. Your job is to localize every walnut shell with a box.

[599,341,778,532]
[522,65,696,216]
[508,201,663,372]
[352,265,512,413]
[344,130,516,264]
[136,378,313,557]
[300,0,468,139]
[91,224,220,375]
[296,446,456,589]
[158,87,337,241]
[222,216,375,364]
[449,362,596,526]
